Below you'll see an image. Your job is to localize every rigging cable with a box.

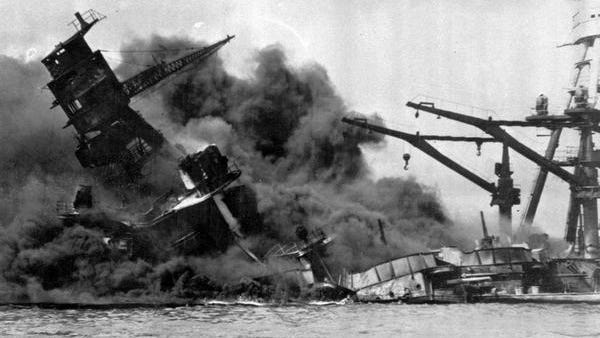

[99,46,203,54]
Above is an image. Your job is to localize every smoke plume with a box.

[0,34,468,303]
[118,35,467,271]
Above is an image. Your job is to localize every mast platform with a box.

[564,107,600,117]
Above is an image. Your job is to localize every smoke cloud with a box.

[0,34,469,303]
[119,35,468,271]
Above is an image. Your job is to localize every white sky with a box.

[0,0,585,237]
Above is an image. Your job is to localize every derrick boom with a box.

[405,97,600,257]
[406,102,582,186]
[342,117,520,238]
[342,117,496,193]
[121,35,235,98]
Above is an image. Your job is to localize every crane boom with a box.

[406,101,582,186]
[341,117,496,193]
[343,117,520,238]
[121,35,235,98]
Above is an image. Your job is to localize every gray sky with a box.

[0,0,581,237]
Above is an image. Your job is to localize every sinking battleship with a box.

[44,10,254,260]
[56,144,349,299]
[341,0,600,303]
[41,4,600,305]
[43,10,349,300]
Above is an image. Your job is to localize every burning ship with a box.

[34,2,600,305]
[42,9,253,260]
[40,10,350,302]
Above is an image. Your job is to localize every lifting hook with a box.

[403,153,411,170]
[475,141,482,156]
[415,110,419,118]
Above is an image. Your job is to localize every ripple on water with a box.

[0,303,599,337]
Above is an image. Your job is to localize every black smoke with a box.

[0,34,468,303]
[117,35,466,271]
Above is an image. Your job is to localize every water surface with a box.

[0,303,597,337]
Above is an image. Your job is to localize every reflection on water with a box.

[0,303,599,337]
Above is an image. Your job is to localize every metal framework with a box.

[121,35,234,98]
[42,11,234,181]
[342,117,520,238]
[405,99,600,258]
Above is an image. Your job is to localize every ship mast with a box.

[401,0,600,258]
[42,10,234,181]
[522,0,600,258]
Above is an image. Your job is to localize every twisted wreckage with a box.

[38,7,600,304]
[43,10,349,300]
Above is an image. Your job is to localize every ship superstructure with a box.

[39,4,600,304]
[42,11,352,301]
[42,10,233,182]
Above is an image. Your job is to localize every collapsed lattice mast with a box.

[41,10,234,181]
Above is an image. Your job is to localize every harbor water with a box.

[1,302,599,337]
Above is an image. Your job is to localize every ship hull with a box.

[345,246,600,304]
[481,292,600,304]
